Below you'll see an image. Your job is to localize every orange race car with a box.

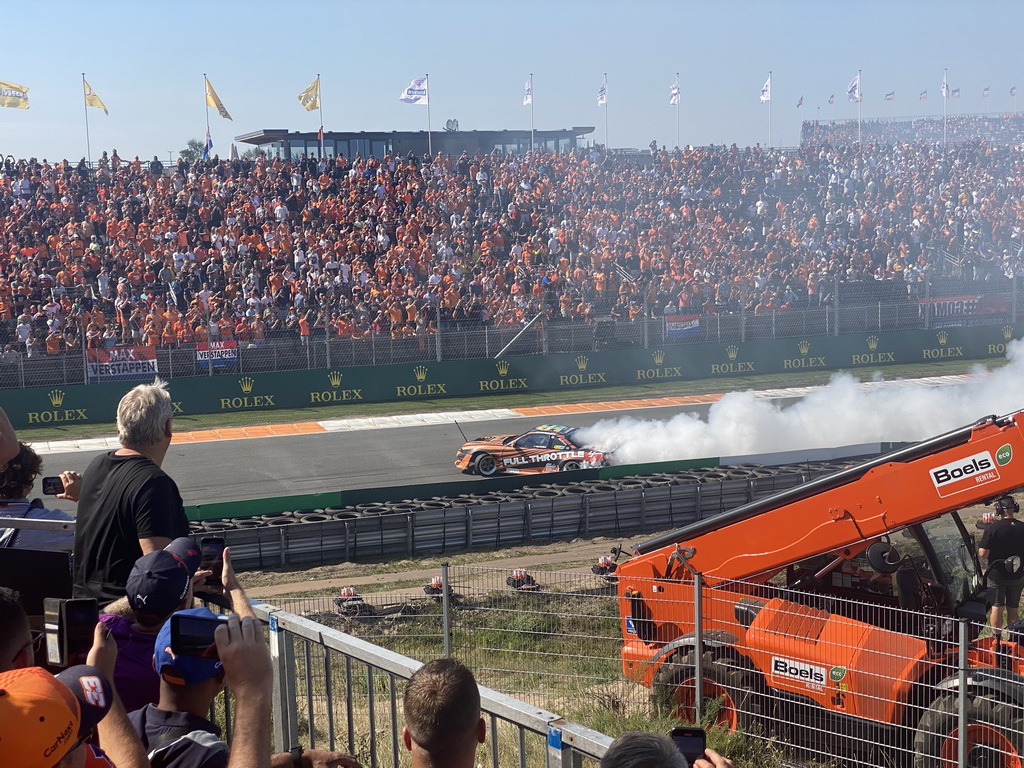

[455,424,610,476]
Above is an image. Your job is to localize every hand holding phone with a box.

[171,612,230,658]
[41,476,65,496]
[200,536,226,588]
[670,727,706,766]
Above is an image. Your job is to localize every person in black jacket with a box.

[979,495,1024,634]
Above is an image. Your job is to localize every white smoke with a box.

[578,341,1024,464]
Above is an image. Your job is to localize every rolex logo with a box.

[413,365,428,382]
[1004,326,1015,341]
[936,331,948,346]
[575,355,589,371]
[726,345,738,361]
[867,336,879,351]
[328,370,343,387]
[798,340,810,355]
[239,377,255,394]
[48,389,65,407]
[651,350,665,365]
[495,360,510,376]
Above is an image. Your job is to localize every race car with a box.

[455,424,609,476]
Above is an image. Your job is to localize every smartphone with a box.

[43,598,99,667]
[670,727,706,765]
[41,476,65,496]
[200,537,226,588]
[171,612,229,658]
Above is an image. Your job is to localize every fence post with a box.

[441,562,452,658]
[436,313,443,362]
[693,571,704,725]
[739,305,746,343]
[325,333,332,369]
[546,725,582,768]
[925,276,932,329]
[834,277,841,336]
[268,613,299,753]
[957,619,968,768]
[1013,274,1019,324]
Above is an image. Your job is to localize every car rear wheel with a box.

[560,460,583,471]
[473,452,498,476]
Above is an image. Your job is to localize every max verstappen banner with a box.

[919,293,1011,322]
[196,340,238,371]
[664,314,701,339]
[87,346,158,382]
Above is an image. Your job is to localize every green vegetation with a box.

[14,356,1003,442]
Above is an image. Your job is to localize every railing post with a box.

[436,312,443,362]
[268,613,299,753]
[957,618,969,768]
[546,725,582,768]
[925,275,932,329]
[693,571,704,725]
[441,562,452,658]
[834,277,841,336]
[1013,274,1019,324]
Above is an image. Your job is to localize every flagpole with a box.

[604,72,609,149]
[317,74,324,159]
[675,72,680,149]
[425,73,432,156]
[82,73,92,164]
[768,71,772,149]
[943,68,947,146]
[530,74,535,153]
[857,69,862,144]
[203,74,211,157]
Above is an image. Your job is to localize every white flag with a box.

[941,73,949,100]
[669,79,680,106]
[847,73,861,102]
[597,76,607,106]
[523,78,532,106]
[759,76,771,103]
[399,76,429,105]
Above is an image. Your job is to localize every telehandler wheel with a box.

[651,648,763,733]
[914,693,1024,768]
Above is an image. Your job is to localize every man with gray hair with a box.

[73,379,188,604]
[599,732,732,768]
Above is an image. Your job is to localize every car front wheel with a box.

[473,453,498,476]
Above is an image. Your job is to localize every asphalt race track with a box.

[39,400,733,511]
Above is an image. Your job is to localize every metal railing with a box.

[251,602,612,768]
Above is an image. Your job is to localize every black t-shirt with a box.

[73,452,187,604]
[979,517,1024,567]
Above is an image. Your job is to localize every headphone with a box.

[995,496,1020,516]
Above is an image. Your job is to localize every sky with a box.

[3,0,1024,162]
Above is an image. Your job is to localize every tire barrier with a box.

[188,460,855,570]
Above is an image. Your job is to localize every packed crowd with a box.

[0,389,735,768]
[1,122,1023,357]
[801,112,1024,146]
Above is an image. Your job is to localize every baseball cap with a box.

[154,608,225,686]
[0,666,80,768]
[126,537,201,621]
[54,665,113,739]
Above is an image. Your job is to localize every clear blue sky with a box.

[3,0,1023,162]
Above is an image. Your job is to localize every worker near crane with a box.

[978,495,1024,636]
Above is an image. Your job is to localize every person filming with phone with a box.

[0,441,78,552]
[600,731,733,768]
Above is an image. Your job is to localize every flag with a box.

[205,77,232,120]
[983,86,990,98]
[318,125,324,143]
[298,77,320,111]
[669,79,680,107]
[884,91,895,101]
[83,79,107,115]
[920,90,928,100]
[399,76,429,105]
[941,73,949,100]
[759,75,771,103]
[203,129,212,160]
[951,88,961,99]
[796,95,803,108]
[0,80,29,109]
[1012,86,1018,97]
[597,76,607,106]
[847,73,860,102]
[523,77,532,106]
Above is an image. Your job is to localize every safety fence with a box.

[250,602,612,768]
[1,274,1019,391]
[265,564,1023,768]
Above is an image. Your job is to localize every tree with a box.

[179,138,205,164]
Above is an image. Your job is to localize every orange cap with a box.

[0,667,81,768]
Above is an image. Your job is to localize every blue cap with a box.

[154,608,224,686]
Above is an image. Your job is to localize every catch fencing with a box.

[266,565,1021,768]
[250,602,612,768]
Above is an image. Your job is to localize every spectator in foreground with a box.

[600,731,733,768]
[74,379,188,604]
[402,658,486,768]
[0,586,38,672]
[978,494,1024,635]
[0,441,77,551]
[0,406,17,465]
[130,610,357,768]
